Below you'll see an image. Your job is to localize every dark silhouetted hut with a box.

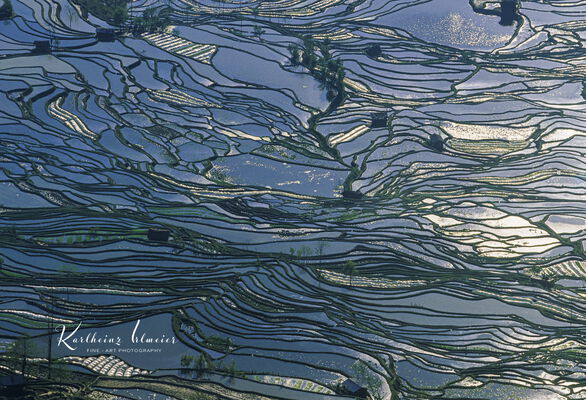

[342,379,369,399]
[147,228,170,242]
[96,28,116,42]
[429,134,444,152]
[365,44,382,58]
[370,112,388,129]
[33,40,51,54]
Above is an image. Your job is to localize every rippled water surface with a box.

[2,0,586,399]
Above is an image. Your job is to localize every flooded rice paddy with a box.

[2,0,586,398]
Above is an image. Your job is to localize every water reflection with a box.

[1,0,586,398]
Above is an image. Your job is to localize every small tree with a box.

[195,352,214,374]
[181,354,194,373]
[253,25,264,38]
[342,260,357,286]
[296,245,313,258]
[288,44,301,65]
[112,6,127,26]
[352,360,383,400]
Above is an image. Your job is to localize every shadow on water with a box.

[469,0,521,27]
[2,0,586,399]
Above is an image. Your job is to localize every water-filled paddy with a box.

[2,0,586,398]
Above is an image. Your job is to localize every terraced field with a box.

[2,0,586,399]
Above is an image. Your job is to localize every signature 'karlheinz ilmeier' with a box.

[56,319,177,350]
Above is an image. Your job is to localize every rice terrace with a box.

[1,0,586,399]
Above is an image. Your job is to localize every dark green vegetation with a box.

[129,7,172,33]
[2,0,586,399]
[0,0,13,19]
[71,0,127,25]
[365,44,382,58]
[180,353,242,378]
[288,37,345,102]
[0,338,84,399]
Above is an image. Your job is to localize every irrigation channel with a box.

[1,0,586,398]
